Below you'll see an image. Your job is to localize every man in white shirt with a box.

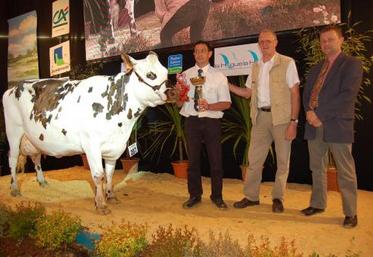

[229,29,300,213]
[179,41,231,209]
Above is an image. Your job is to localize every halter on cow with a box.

[2,52,176,214]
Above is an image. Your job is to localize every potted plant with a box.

[298,20,373,190]
[141,102,188,178]
[221,76,252,180]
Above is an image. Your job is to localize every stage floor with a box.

[0,166,372,256]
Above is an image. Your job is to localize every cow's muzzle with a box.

[165,80,179,103]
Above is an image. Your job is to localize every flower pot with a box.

[120,158,139,175]
[327,167,339,192]
[171,160,188,179]
[81,154,90,170]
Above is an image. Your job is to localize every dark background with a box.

[0,0,372,190]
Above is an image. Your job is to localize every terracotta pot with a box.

[81,154,90,170]
[120,158,139,175]
[327,167,339,192]
[240,165,249,181]
[171,160,188,179]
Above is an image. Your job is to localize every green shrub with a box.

[96,221,148,257]
[8,201,45,240]
[199,231,245,257]
[0,203,12,237]
[34,210,82,250]
[142,224,202,257]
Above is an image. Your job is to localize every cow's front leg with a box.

[86,152,111,215]
[104,159,120,204]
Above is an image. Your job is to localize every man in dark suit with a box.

[301,25,363,228]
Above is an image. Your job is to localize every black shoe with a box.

[343,215,357,228]
[272,199,284,213]
[182,196,201,209]
[210,196,228,209]
[233,198,259,208]
[301,206,325,216]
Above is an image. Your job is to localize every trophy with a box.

[190,73,206,111]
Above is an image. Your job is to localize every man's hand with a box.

[198,98,209,111]
[285,122,297,140]
[306,110,322,127]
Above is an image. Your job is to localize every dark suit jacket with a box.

[303,53,363,143]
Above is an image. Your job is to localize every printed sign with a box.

[52,0,70,38]
[49,40,71,76]
[168,54,183,74]
[214,43,261,77]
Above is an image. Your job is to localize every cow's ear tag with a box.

[127,142,138,157]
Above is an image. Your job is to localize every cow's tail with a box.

[16,154,27,174]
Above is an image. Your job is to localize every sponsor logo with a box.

[53,6,69,28]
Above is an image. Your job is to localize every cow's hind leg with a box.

[32,154,47,187]
[104,159,120,204]
[19,135,47,187]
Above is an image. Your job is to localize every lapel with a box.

[323,52,346,86]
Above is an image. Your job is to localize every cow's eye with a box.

[146,72,157,80]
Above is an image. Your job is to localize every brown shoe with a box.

[272,199,284,213]
[343,215,357,228]
[301,206,325,216]
[233,198,259,208]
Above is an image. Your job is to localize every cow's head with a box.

[121,52,177,106]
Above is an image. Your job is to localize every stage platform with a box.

[0,166,372,256]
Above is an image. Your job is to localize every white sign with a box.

[214,43,261,77]
[127,142,138,157]
[49,40,71,76]
[52,0,70,38]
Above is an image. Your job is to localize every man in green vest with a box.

[229,29,300,213]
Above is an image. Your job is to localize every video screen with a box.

[83,0,340,61]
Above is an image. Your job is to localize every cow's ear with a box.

[121,54,136,74]
[147,51,159,64]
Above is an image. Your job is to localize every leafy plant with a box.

[95,221,148,257]
[142,224,201,257]
[199,231,245,257]
[245,235,303,257]
[221,76,251,166]
[8,201,46,240]
[0,203,12,237]
[141,103,188,162]
[34,210,82,250]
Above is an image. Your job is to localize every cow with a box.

[2,52,175,214]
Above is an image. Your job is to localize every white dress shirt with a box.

[245,53,300,108]
[180,64,231,119]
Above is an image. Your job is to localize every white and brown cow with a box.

[2,52,174,214]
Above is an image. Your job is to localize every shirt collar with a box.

[260,53,276,66]
[194,64,210,74]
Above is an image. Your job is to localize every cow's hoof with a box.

[107,197,120,204]
[10,189,21,197]
[38,180,48,187]
[96,206,111,215]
